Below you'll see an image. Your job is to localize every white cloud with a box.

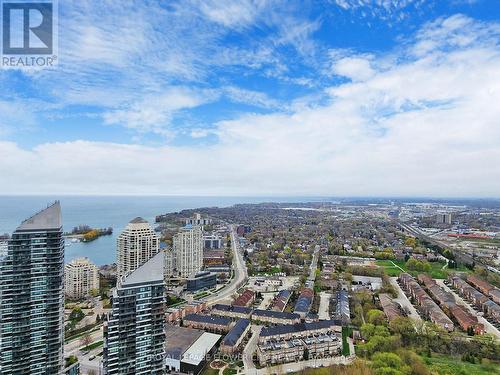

[102,88,215,135]
[331,56,375,81]
[223,86,284,110]
[1,15,499,197]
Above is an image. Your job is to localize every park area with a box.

[375,259,455,279]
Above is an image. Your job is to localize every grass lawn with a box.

[422,354,500,375]
[222,369,237,375]
[376,260,404,277]
[201,368,220,375]
[376,260,450,279]
[342,326,352,356]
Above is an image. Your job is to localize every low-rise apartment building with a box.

[257,320,341,366]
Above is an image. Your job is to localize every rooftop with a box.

[129,217,148,224]
[182,332,221,366]
[222,319,250,347]
[184,313,232,326]
[121,251,164,287]
[261,320,336,337]
[164,326,203,360]
[17,201,62,231]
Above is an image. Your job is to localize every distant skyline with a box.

[1,0,499,197]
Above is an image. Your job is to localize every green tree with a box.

[367,309,386,326]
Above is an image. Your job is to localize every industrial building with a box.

[165,326,221,375]
[220,319,251,354]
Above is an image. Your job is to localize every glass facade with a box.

[0,203,64,375]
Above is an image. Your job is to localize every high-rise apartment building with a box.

[436,213,452,225]
[116,217,159,279]
[103,251,165,375]
[165,225,203,278]
[64,257,99,299]
[0,202,65,375]
[185,213,212,226]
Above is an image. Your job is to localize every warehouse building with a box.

[220,319,251,354]
[165,326,221,375]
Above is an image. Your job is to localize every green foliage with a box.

[65,355,78,368]
[69,307,85,322]
[405,258,431,273]
[372,352,410,375]
[367,309,386,326]
[423,353,500,375]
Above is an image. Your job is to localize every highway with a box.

[205,224,248,305]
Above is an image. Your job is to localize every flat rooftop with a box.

[182,332,221,366]
[164,326,204,360]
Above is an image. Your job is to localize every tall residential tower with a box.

[116,217,159,279]
[103,251,165,375]
[0,202,65,375]
[64,257,99,299]
[165,225,203,279]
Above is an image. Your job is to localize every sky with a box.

[0,0,499,197]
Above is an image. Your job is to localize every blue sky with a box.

[0,0,499,196]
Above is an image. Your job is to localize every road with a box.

[247,355,355,375]
[307,245,320,285]
[65,327,103,357]
[205,224,248,305]
[435,279,500,339]
[243,325,263,372]
[389,277,422,321]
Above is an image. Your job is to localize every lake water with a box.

[0,195,319,265]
